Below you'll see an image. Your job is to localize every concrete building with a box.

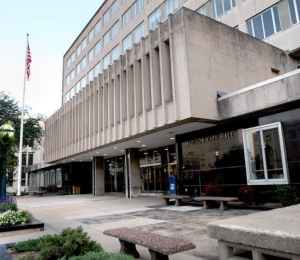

[38,0,300,198]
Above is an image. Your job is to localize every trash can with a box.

[169,175,177,195]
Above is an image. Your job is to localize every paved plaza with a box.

[0,194,259,259]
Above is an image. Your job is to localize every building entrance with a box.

[105,157,125,193]
[140,145,177,194]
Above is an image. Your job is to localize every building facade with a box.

[40,0,300,198]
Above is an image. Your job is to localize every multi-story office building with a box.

[39,0,300,198]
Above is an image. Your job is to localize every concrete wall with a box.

[182,10,296,120]
[218,70,300,119]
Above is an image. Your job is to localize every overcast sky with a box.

[0,0,105,118]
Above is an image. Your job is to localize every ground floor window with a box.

[243,122,289,185]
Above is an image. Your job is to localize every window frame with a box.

[242,122,289,185]
[288,0,300,25]
[247,5,281,40]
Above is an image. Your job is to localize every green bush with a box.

[38,226,103,260]
[273,185,300,207]
[0,202,18,213]
[13,239,41,252]
[63,251,134,260]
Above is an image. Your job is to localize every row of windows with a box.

[198,0,300,41]
[88,41,101,63]
[66,0,177,85]
[123,0,144,27]
[76,38,87,57]
[122,22,145,53]
[66,52,75,68]
[103,21,120,47]
[104,0,119,24]
[149,0,180,30]
[76,56,87,75]
[89,20,101,42]
[66,69,75,85]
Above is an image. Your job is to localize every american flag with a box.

[26,44,32,80]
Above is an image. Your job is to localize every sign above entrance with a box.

[185,131,234,146]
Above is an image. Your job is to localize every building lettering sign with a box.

[185,131,234,146]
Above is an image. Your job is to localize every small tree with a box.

[0,91,44,194]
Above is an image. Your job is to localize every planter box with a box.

[0,218,44,237]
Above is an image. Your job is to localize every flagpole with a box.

[17,34,29,196]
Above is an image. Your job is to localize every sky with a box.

[0,0,105,118]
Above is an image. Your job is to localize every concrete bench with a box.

[163,195,190,206]
[28,187,45,196]
[194,196,238,210]
[207,204,300,260]
[103,227,196,260]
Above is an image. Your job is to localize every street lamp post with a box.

[0,123,15,198]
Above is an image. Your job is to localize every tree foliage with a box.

[0,91,44,180]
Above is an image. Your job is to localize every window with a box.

[103,54,110,70]
[243,122,288,185]
[165,0,179,16]
[111,45,120,62]
[66,69,75,85]
[247,5,281,40]
[104,0,119,24]
[88,41,101,62]
[103,21,119,46]
[111,21,120,38]
[76,57,86,74]
[76,76,86,93]
[288,0,300,25]
[89,20,101,42]
[123,33,133,53]
[211,0,236,19]
[77,38,87,56]
[122,22,144,54]
[197,6,207,16]
[123,8,131,27]
[66,52,75,68]
[122,0,144,27]
[88,63,102,82]
[149,8,162,30]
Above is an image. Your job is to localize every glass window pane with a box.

[262,129,284,179]
[95,20,101,34]
[247,20,253,36]
[89,49,93,62]
[289,0,297,24]
[89,29,94,42]
[81,57,86,68]
[253,15,264,40]
[216,0,224,17]
[245,131,265,180]
[297,0,300,22]
[88,70,94,82]
[81,76,86,88]
[224,0,232,12]
[262,9,274,38]
[82,38,87,50]
[76,63,81,74]
[273,6,281,32]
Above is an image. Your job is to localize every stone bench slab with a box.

[194,196,238,202]
[103,227,195,256]
[207,204,300,255]
[163,195,190,206]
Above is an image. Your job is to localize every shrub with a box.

[13,239,41,252]
[0,202,18,213]
[0,210,32,226]
[62,251,134,260]
[205,175,223,196]
[38,226,103,259]
[273,185,300,207]
[237,186,254,204]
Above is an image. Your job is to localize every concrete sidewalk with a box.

[0,194,258,259]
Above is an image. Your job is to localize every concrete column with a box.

[125,148,141,198]
[93,156,105,196]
